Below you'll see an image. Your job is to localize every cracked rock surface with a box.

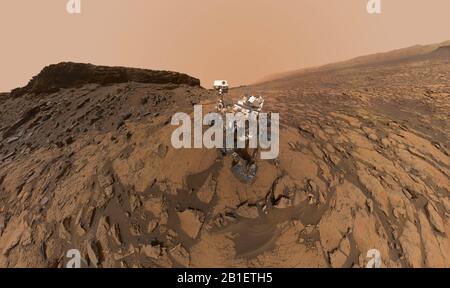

[0,46,449,267]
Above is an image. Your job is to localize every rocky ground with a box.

[0,46,449,268]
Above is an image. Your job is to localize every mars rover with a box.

[214,80,266,183]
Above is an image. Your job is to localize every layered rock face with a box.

[10,62,201,97]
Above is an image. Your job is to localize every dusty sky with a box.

[1,0,450,91]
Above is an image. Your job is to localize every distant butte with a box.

[10,62,201,97]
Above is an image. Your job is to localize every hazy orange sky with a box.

[1,0,450,91]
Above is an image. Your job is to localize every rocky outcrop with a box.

[11,62,201,97]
